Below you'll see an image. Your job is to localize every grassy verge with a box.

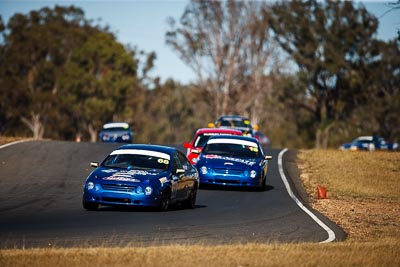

[1,146,399,266]
[0,136,31,146]
[298,150,400,241]
[298,150,400,199]
[1,240,399,267]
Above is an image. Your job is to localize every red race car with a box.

[183,128,242,164]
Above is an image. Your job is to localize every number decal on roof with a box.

[157,159,170,165]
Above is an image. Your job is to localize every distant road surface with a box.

[0,140,345,248]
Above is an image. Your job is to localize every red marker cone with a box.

[317,186,327,199]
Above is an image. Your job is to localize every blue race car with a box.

[195,135,272,190]
[83,144,199,211]
[99,122,133,143]
[339,136,399,151]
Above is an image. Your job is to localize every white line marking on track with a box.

[0,139,32,150]
[278,148,336,243]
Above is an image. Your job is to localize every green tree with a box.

[59,32,139,142]
[269,0,380,148]
[0,6,99,139]
[349,39,400,142]
[133,79,210,144]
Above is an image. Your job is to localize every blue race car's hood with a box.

[340,143,352,149]
[199,154,260,169]
[90,167,167,184]
[100,130,130,135]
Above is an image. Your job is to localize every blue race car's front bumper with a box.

[100,136,132,143]
[83,190,161,207]
[199,172,262,187]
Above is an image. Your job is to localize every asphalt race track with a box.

[0,140,345,248]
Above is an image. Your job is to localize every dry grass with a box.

[1,140,400,266]
[299,150,400,199]
[298,150,400,242]
[1,240,399,267]
[0,136,31,146]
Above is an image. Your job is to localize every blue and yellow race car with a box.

[99,122,133,143]
[195,135,272,190]
[83,144,199,211]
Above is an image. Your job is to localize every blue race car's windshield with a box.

[358,141,372,144]
[218,119,248,128]
[102,127,128,132]
[102,154,169,170]
[203,143,259,158]
[194,134,213,147]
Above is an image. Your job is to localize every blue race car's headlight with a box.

[122,134,130,141]
[200,166,208,174]
[136,186,143,194]
[87,182,101,191]
[135,186,152,195]
[145,186,153,195]
[87,182,95,190]
[250,170,257,179]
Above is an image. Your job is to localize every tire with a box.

[159,189,171,211]
[83,201,99,211]
[183,187,197,209]
[258,174,266,192]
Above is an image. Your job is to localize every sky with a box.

[0,0,399,84]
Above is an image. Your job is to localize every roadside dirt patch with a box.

[311,196,400,241]
[296,149,400,242]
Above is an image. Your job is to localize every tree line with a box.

[0,1,399,148]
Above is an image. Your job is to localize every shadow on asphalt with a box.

[199,184,274,192]
[86,203,208,213]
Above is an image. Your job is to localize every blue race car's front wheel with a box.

[159,189,171,211]
[83,201,99,211]
[183,187,197,209]
[258,173,266,192]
